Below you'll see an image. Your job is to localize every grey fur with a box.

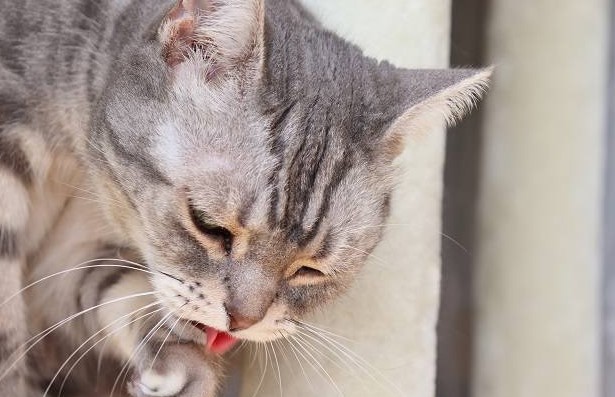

[0,227,19,258]
[0,0,489,395]
[0,136,32,185]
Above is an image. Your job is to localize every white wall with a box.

[474,1,608,397]
[238,1,452,396]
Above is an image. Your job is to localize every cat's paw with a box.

[128,343,220,397]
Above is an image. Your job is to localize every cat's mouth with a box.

[191,321,238,354]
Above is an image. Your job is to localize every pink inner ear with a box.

[163,0,219,67]
[167,0,215,31]
[174,0,215,16]
[167,1,193,21]
[163,22,195,67]
[181,0,197,12]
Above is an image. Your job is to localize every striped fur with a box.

[0,0,489,395]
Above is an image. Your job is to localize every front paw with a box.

[128,343,220,397]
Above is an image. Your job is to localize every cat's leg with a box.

[0,140,31,395]
[79,264,222,397]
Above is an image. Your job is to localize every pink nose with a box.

[227,310,260,332]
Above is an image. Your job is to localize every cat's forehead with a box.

[153,81,276,181]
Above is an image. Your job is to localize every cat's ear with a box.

[378,67,492,160]
[159,0,264,71]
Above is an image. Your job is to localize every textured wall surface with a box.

[474,2,608,397]
[237,1,452,396]
[605,2,615,394]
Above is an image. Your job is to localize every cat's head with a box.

[90,0,490,344]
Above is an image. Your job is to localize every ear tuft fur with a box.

[411,67,492,128]
[159,0,264,71]
[381,67,493,160]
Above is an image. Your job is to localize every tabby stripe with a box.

[266,102,296,227]
[76,0,103,34]
[267,174,281,227]
[281,128,309,236]
[381,192,392,218]
[105,0,143,61]
[94,268,131,306]
[80,0,107,103]
[309,126,331,189]
[104,121,172,186]
[77,265,130,312]
[0,93,27,124]
[86,50,99,104]
[282,99,329,242]
[0,227,19,259]
[300,155,352,246]
[0,331,18,360]
[313,229,334,260]
[0,7,26,77]
[280,98,318,230]
[269,100,297,133]
[0,135,32,184]
[295,124,331,224]
[237,195,256,228]
[62,0,103,76]
[86,145,140,212]
[76,266,99,312]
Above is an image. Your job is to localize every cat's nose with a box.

[227,307,260,332]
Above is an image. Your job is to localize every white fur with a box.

[138,368,186,397]
[155,121,184,172]
[192,0,263,63]
[155,119,234,181]
[232,303,296,342]
[0,169,29,229]
[151,274,229,332]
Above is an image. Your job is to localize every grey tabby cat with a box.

[0,0,490,396]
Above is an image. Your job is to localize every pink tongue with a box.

[205,327,238,355]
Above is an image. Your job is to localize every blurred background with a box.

[440,1,608,397]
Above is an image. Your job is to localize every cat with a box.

[0,0,490,396]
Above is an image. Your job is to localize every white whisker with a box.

[294,329,354,374]
[249,342,268,397]
[44,303,163,397]
[345,223,471,254]
[248,340,260,370]
[0,291,157,382]
[273,338,294,377]
[338,244,390,269]
[298,325,405,397]
[149,314,183,371]
[278,331,313,391]
[110,309,177,397]
[269,342,283,397]
[292,335,343,397]
[291,320,355,343]
[71,307,163,397]
[68,194,129,211]
[1,261,151,309]
[286,336,321,385]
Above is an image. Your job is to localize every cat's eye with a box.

[188,204,233,254]
[291,265,326,280]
